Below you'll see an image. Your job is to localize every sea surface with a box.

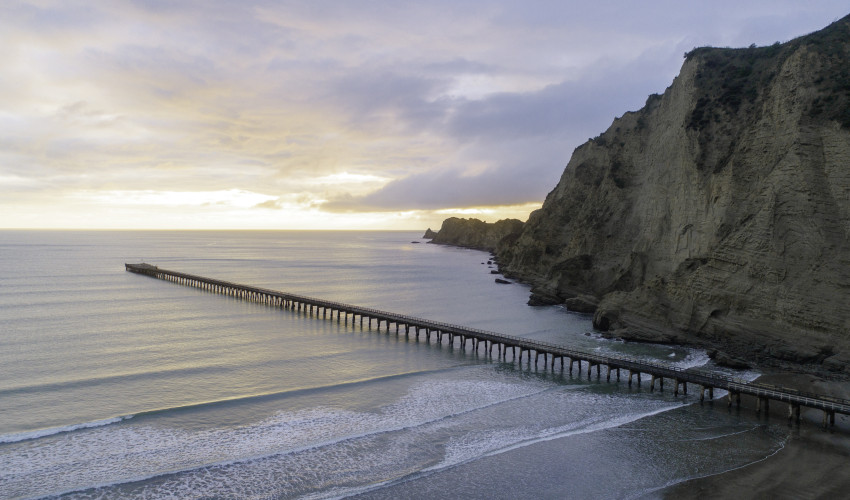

[0,230,790,499]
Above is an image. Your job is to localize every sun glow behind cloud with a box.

[1,1,847,230]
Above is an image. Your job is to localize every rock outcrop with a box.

[426,217,524,252]
[496,14,850,377]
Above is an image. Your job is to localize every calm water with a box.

[0,231,787,499]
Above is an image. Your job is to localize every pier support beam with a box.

[823,410,836,428]
[788,404,801,422]
[648,376,664,392]
[728,391,741,408]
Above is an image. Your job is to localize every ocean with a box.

[0,230,789,499]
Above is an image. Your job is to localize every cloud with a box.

[2,0,849,229]
[323,70,450,132]
[323,166,538,212]
[320,43,686,213]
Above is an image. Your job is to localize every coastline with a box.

[424,235,850,497]
[660,373,850,499]
[428,230,850,381]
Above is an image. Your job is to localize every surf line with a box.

[125,262,850,427]
[0,415,135,444]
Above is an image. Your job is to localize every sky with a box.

[2,1,848,230]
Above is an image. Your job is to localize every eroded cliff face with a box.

[497,15,850,376]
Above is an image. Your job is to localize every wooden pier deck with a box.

[126,263,850,427]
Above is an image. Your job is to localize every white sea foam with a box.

[0,371,561,498]
[429,392,681,471]
[6,363,773,500]
[667,347,711,370]
[301,388,685,500]
[0,415,134,444]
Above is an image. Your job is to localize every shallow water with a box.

[0,230,786,499]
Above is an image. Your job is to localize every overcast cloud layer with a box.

[2,1,848,229]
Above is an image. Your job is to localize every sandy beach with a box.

[662,373,850,499]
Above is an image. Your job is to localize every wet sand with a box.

[662,373,850,499]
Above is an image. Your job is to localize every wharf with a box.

[126,263,850,427]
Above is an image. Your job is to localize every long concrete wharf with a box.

[126,263,849,427]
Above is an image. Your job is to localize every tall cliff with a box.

[497,14,850,376]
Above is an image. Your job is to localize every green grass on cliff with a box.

[685,13,850,131]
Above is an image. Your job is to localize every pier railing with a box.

[125,263,850,425]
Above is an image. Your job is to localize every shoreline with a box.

[659,372,850,499]
[426,235,850,497]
